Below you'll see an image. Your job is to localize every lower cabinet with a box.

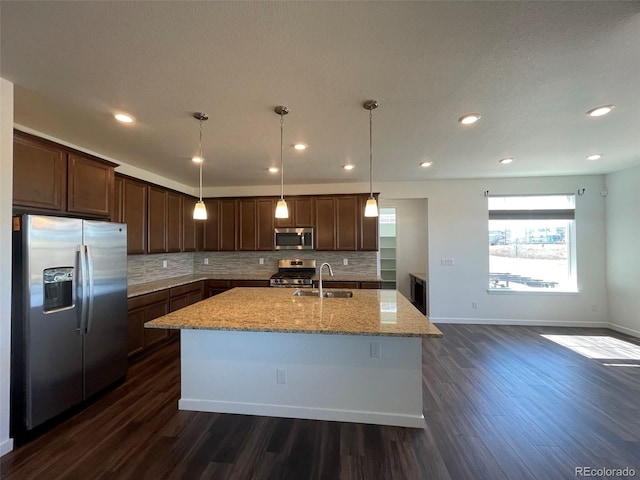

[127,290,170,359]
[207,279,270,297]
[127,281,204,361]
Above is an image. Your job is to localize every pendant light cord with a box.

[369,108,373,199]
[199,119,204,202]
[280,113,285,200]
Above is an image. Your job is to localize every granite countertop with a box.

[410,272,427,283]
[145,287,442,338]
[128,273,383,298]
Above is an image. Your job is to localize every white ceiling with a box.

[2,1,639,189]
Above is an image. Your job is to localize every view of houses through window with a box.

[488,195,576,291]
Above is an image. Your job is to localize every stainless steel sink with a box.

[293,289,353,298]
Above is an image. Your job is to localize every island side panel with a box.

[179,330,424,428]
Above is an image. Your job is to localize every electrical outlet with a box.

[276,369,286,384]
[370,342,381,358]
[472,301,478,309]
[441,258,455,266]
[204,258,209,265]
[162,260,168,268]
[343,258,349,266]
[259,258,265,265]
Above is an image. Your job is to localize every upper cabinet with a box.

[147,186,168,254]
[121,177,148,255]
[274,196,314,228]
[359,194,379,251]
[314,194,378,251]
[13,131,115,219]
[239,197,275,251]
[182,196,197,252]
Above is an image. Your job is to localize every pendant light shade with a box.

[363,100,379,218]
[275,106,289,219]
[192,112,208,220]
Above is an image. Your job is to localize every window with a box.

[488,194,576,292]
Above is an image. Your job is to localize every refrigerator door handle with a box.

[85,245,95,333]
[79,244,89,334]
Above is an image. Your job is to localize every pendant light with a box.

[193,112,208,220]
[363,100,379,217]
[274,105,289,219]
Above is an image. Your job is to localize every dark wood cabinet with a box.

[67,153,114,217]
[13,131,116,219]
[315,197,336,250]
[113,175,125,223]
[207,279,231,297]
[127,290,170,359]
[167,191,183,252]
[274,196,314,228]
[203,199,220,251]
[335,195,358,251]
[230,280,270,288]
[219,199,237,251]
[13,132,67,212]
[294,196,314,227]
[122,177,148,254]
[360,281,382,289]
[359,194,379,251]
[257,198,275,250]
[182,195,197,252]
[238,198,257,251]
[147,186,168,254]
[239,198,275,251]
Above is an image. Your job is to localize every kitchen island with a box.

[145,288,442,428]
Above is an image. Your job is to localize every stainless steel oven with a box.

[274,228,314,250]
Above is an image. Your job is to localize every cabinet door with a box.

[127,308,145,358]
[238,198,257,251]
[13,132,67,211]
[147,186,168,253]
[113,175,125,223]
[67,153,114,217]
[359,194,379,251]
[257,198,275,250]
[167,191,183,252]
[336,195,358,251]
[123,178,148,254]
[294,197,314,227]
[143,300,170,349]
[219,199,237,251]
[202,198,220,251]
[182,196,197,252]
[315,197,336,250]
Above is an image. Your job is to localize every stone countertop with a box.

[145,287,442,338]
[128,273,383,298]
[410,272,427,283]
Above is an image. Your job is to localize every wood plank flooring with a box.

[1,325,639,480]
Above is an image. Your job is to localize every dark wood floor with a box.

[1,324,639,480]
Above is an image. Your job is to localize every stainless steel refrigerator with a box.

[11,214,128,437]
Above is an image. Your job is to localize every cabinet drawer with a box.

[360,282,381,289]
[170,281,203,298]
[207,279,231,288]
[230,280,270,288]
[127,290,170,310]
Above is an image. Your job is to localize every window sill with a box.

[487,288,579,295]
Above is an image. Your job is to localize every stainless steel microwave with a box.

[274,228,314,250]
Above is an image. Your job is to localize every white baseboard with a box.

[179,399,426,429]
[430,317,608,328]
[0,437,14,457]
[607,323,640,339]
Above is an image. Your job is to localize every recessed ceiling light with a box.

[586,154,603,161]
[268,167,279,173]
[499,158,513,164]
[458,113,481,125]
[192,156,203,164]
[293,143,307,151]
[343,164,355,170]
[419,161,433,168]
[586,105,615,117]
[114,113,134,124]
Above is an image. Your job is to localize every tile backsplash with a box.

[128,251,378,284]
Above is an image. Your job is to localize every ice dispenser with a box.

[43,267,74,312]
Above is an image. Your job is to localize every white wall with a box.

[605,166,640,337]
[380,199,427,301]
[379,175,608,327]
[0,78,15,456]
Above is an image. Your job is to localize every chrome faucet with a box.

[318,262,334,298]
